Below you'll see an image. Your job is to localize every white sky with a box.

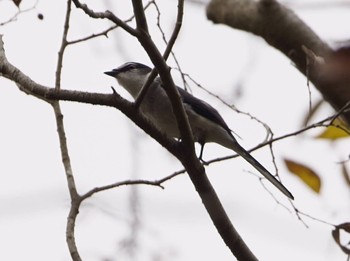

[0,0,349,260]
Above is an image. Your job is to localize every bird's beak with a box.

[104,70,117,77]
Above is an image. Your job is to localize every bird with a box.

[104,62,294,200]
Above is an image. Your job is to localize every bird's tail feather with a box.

[232,143,294,200]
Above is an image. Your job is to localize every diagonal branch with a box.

[206,0,350,125]
[207,0,330,73]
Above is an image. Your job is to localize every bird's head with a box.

[104,62,152,98]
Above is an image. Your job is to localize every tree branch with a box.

[207,0,329,72]
[53,1,84,260]
[71,0,139,36]
[207,0,350,125]
[132,0,149,33]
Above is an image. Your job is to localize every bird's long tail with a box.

[231,142,294,200]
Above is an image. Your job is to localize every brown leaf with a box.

[12,0,21,7]
[332,223,350,255]
[284,159,321,193]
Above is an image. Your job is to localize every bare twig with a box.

[53,1,82,260]
[0,0,38,26]
[67,1,153,45]
[72,0,138,36]
[55,0,72,89]
[67,25,118,45]
[151,0,189,90]
[178,71,273,142]
[81,179,163,200]
[204,103,350,166]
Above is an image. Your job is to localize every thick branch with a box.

[132,0,149,33]
[206,0,350,124]
[207,0,329,73]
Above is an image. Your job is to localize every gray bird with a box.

[105,62,294,200]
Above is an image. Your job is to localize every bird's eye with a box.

[128,64,136,70]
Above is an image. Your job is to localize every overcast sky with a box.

[1,0,349,260]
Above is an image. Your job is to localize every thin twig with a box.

[152,0,188,90]
[67,1,153,45]
[55,0,72,89]
[178,71,273,142]
[54,0,78,200]
[72,0,138,36]
[54,1,82,260]
[0,0,38,26]
[81,179,164,201]
[187,104,350,167]
[67,25,118,45]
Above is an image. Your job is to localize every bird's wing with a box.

[177,88,232,134]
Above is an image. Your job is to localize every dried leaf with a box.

[332,223,350,255]
[316,117,350,140]
[284,159,321,193]
[12,0,21,7]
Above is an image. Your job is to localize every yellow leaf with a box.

[284,159,321,193]
[317,117,350,140]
